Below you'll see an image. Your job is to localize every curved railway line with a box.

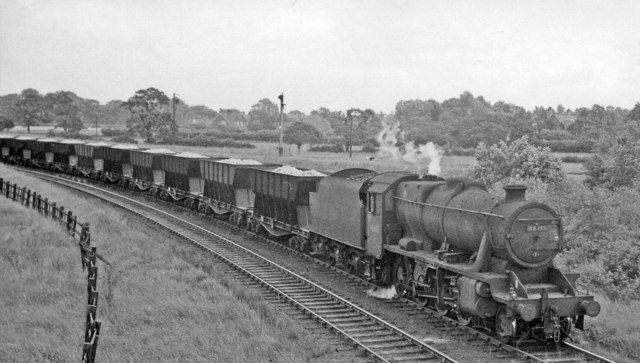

[15,167,617,363]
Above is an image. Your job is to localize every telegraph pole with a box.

[94,114,99,136]
[347,109,361,158]
[278,93,285,157]
[172,93,178,125]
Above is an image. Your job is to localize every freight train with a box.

[0,134,600,343]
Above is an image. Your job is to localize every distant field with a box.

[0,164,361,362]
[139,140,588,179]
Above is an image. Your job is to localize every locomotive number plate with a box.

[527,224,549,232]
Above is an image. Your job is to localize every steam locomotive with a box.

[0,134,600,343]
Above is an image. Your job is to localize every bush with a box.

[547,183,640,300]
[448,146,476,156]
[308,144,344,153]
[561,155,588,163]
[46,130,93,140]
[532,139,597,153]
[473,136,565,184]
[111,135,137,144]
[178,130,278,143]
[101,128,130,137]
[584,142,640,189]
[361,142,378,153]
[173,134,255,148]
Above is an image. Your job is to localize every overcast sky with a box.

[1,0,639,114]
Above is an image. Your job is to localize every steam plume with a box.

[376,124,442,176]
[366,285,398,300]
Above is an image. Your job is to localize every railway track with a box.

[18,168,618,363]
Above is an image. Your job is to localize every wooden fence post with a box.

[67,211,73,234]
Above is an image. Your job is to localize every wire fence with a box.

[0,177,101,363]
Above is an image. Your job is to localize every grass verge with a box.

[0,163,361,362]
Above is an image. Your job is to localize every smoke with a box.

[366,285,398,300]
[376,124,442,176]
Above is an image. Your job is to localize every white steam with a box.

[366,285,398,300]
[376,124,442,176]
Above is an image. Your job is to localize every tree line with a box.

[1,87,639,155]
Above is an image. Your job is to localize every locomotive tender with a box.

[0,135,600,343]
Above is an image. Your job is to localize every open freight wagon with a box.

[130,148,176,187]
[101,144,142,179]
[0,134,16,161]
[74,141,112,176]
[161,152,215,196]
[199,158,280,211]
[248,166,325,233]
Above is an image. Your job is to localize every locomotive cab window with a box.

[367,192,376,214]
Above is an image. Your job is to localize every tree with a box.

[14,88,48,133]
[44,91,84,132]
[283,121,323,152]
[121,87,175,143]
[247,98,279,131]
[0,116,14,131]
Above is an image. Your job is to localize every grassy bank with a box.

[0,164,361,362]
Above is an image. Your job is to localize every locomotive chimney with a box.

[504,184,526,203]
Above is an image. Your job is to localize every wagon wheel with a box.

[495,305,516,344]
[297,237,309,254]
[394,256,413,297]
[288,236,299,250]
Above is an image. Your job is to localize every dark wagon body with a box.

[0,134,16,160]
[249,166,325,228]
[130,148,175,185]
[199,158,280,208]
[102,144,141,176]
[75,142,111,171]
[33,138,59,164]
[14,136,39,161]
[161,152,214,194]
[52,139,85,166]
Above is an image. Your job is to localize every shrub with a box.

[549,184,640,300]
[308,144,344,153]
[584,142,640,189]
[173,134,255,148]
[448,146,476,156]
[561,155,588,163]
[361,142,378,153]
[532,139,597,153]
[111,135,137,144]
[473,135,565,184]
[101,128,130,137]
[46,130,93,140]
